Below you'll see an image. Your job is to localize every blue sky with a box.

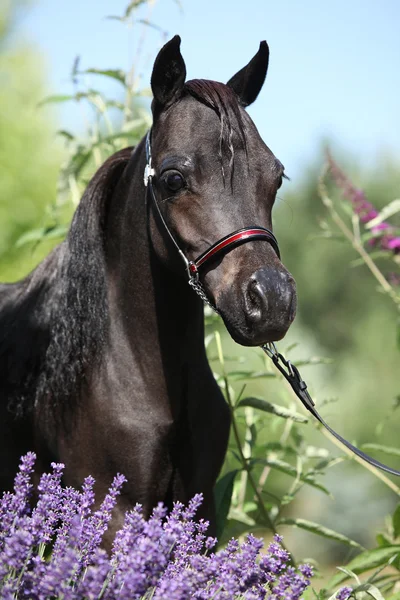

[21,0,400,178]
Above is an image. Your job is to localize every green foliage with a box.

[0,0,61,281]
[0,0,154,282]
[206,154,400,597]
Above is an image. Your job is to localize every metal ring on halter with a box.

[187,261,199,281]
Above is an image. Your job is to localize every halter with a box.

[144,131,280,309]
[143,130,400,478]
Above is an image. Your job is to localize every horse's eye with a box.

[163,171,185,192]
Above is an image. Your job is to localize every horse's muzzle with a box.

[218,266,297,346]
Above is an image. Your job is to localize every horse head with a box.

[147,35,296,346]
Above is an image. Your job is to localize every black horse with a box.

[0,36,296,534]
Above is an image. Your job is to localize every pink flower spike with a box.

[371,222,390,232]
[360,210,379,223]
[387,238,400,250]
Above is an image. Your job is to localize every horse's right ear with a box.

[151,35,186,113]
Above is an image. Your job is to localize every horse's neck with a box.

[104,148,206,412]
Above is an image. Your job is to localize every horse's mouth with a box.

[220,301,296,346]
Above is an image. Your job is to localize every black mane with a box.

[0,148,132,424]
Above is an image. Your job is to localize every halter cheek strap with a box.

[143,129,400,478]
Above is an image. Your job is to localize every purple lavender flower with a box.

[78,473,126,568]
[327,154,400,255]
[0,454,314,600]
[336,585,353,600]
[30,462,64,545]
[52,487,82,561]
[0,452,36,550]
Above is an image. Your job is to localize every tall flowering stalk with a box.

[0,454,317,599]
[319,155,400,309]
[327,154,400,253]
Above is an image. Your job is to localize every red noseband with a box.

[187,227,280,278]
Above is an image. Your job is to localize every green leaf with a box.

[376,533,392,547]
[350,250,394,268]
[251,458,332,496]
[238,397,308,423]
[305,446,330,459]
[393,504,400,539]
[137,18,166,34]
[214,470,239,539]
[361,583,386,600]
[15,224,69,248]
[227,371,276,381]
[243,501,257,513]
[280,493,296,506]
[104,100,126,111]
[337,566,360,583]
[81,68,126,85]
[278,517,363,549]
[65,149,92,179]
[293,357,333,367]
[260,441,289,453]
[228,507,255,526]
[284,342,299,353]
[125,0,148,18]
[360,443,400,458]
[42,225,69,241]
[56,130,75,142]
[38,94,76,107]
[249,423,257,449]
[15,227,46,247]
[328,546,400,588]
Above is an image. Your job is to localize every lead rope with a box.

[262,342,400,477]
[143,131,400,477]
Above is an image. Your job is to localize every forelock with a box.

[183,79,247,181]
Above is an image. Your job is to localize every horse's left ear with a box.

[227,41,269,107]
[151,35,186,112]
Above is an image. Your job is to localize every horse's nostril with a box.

[246,279,269,322]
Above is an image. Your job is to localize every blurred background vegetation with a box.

[0,0,63,279]
[1,0,400,589]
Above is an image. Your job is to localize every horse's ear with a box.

[151,35,186,112]
[227,41,269,107]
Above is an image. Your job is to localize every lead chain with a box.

[188,278,219,314]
